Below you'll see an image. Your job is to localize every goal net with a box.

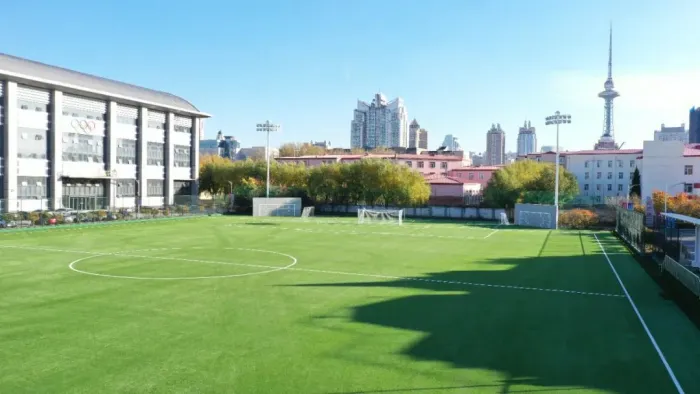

[518,211,552,229]
[257,204,298,217]
[499,212,510,225]
[301,207,315,218]
[358,208,404,225]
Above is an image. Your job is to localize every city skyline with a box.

[2,1,698,153]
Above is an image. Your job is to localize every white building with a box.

[564,149,642,202]
[485,124,505,165]
[408,119,428,149]
[639,141,700,203]
[516,121,537,156]
[0,53,209,212]
[653,123,688,143]
[351,93,408,149]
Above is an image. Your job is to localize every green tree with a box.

[630,167,641,197]
[482,161,579,208]
[279,143,327,157]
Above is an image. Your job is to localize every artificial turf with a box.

[1,216,699,393]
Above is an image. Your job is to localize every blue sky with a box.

[2,0,699,152]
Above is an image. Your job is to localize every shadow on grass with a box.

[292,253,675,394]
[243,222,280,226]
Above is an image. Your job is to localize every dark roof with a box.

[0,53,205,115]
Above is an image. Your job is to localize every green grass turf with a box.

[1,216,700,393]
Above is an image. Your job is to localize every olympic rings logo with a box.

[71,119,96,134]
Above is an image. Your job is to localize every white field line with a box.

[0,244,625,299]
[226,224,486,240]
[593,233,684,394]
[483,228,500,239]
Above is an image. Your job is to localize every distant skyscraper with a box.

[654,124,688,143]
[199,130,240,159]
[441,134,462,151]
[350,93,408,149]
[485,124,506,165]
[408,119,429,149]
[690,107,700,144]
[595,24,620,150]
[516,121,537,156]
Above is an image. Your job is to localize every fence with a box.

[316,204,506,220]
[615,206,645,254]
[0,196,229,229]
[663,255,700,298]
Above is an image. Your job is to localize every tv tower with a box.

[594,24,620,150]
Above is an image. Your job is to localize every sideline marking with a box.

[593,233,684,394]
[2,244,625,298]
[67,247,297,280]
[483,228,500,239]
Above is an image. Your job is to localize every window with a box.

[596,172,601,179]
[585,161,589,168]
[417,161,424,168]
[429,161,436,168]
[479,173,484,180]
[147,142,164,166]
[685,183,693,193]
[148,120,165,130]
[17,127,48,159]
[596,184,601,191]
[17,176,47,199]
[630,160,635,167]
[584,184,589,191]
[174,125,192,134]
[607,172,612,179]
[630,172,634,179]
[607,160,612,168]
[174,145,191,168]
[585,172,589,180]
[117,116,137,126]
[685,165,693,175]
[618,172,623,179]
[147,180,164,196]
[618,184,623,192]
[116,139,137,164]
[607,184,612,191]
[468,172,474,180]
[174,181,192,196]
[405,161,412,167]
[440,162,447,169]
[596,160,601,168]
[116,179,136,197]
[61,132,104,163]
[617,160,623,167]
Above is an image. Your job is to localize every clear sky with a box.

[1,0,698,153]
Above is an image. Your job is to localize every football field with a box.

[1,216,699,393]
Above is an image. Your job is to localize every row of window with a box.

[174,145,191,168]
[117,139,137,164]
[17,127,48,159]
[19,100,49,113]
[17,176,48,199]
[62,132,104,163]
[405,160,449,169]
[147,142,164,165]
[584,159,636,168]
[147,180,164,196]
[585,172,632,180]
[63,182,105,197]
[455,172,486,180]
[582,183,694,193]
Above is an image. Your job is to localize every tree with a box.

[482,161,579,208]
[630,167,641,197]
[279,142,326,157]
[369,146,393,154]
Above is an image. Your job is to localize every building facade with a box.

[564,149,642,202]
[689,107,700,144]
[441,134,462,151]
[447,166,501,189]
[485,124,506,165]
[654,124,688,143]
[516,121,537,156]
[638,141,700,203]
[0,53,208,212]
[408,119,428,149]
[350,93,408,149]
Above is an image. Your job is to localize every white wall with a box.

[640,141,700,202]
[565,152,640,201]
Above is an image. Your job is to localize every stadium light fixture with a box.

[545,111,572,229]
[256,121,280,198]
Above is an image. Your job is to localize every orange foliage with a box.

[650,190,700,218]
[559,209,599,229]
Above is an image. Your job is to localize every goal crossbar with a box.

[357,208,404,225]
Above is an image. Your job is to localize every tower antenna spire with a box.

[595,22,620,150]
[607,22,613,80]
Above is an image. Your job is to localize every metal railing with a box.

[663,255,700,298]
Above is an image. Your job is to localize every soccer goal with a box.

[358,208,404,225]
[253,197,302,217]
[301,207,315,218]
[499,212,510,225]
[518,211,553,229]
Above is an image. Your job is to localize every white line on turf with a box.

[0,244,625,298]
[483,229,499,239]
[593,233,684,394]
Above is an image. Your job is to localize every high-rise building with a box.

[350,93,408,149]
[485,124,506,165]
[516,121,537,156]
[441,134,462,151]
[408,119,428,149]
[654,124,688,143]
[199,131,240,159]
[595,25,620,150]
[689,107,700,144]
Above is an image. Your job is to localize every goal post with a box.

[357,208,404,225]
[301,207,315,218]
[514,203,557,229]
[252,198,302,217]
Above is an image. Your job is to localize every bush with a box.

[559,209,599,229]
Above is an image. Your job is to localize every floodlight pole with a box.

[256,121,280,198]
[545,111,572,230]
